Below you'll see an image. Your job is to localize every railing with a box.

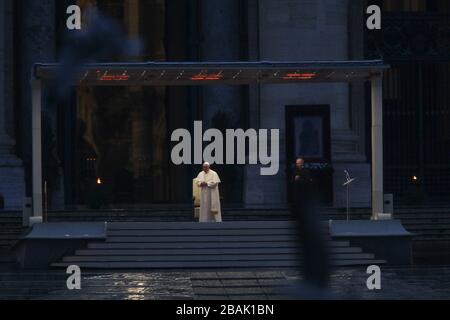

[382,62,450,202]
[365,13,450,62]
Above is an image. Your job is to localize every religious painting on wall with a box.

[294,116,324,159]
[286,105,331,163]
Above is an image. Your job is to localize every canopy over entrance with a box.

[30,60,388,224]
[33,60,388,85]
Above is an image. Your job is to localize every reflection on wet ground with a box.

[0,266,450,300]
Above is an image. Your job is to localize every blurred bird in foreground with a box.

[287,158,332,299]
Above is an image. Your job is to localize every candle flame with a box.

[97,178,102,185]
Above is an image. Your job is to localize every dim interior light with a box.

[97,178,102,185]
[99,74,130,81]
[282,72,316,80]
[412,176,418,181]
[191,72,224,81]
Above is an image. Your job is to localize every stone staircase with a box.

[45,206,383,223]
[394,208,450,264]
[322,207,450,264]
[0,212,26,270]
[5,205,450,266]
[47,208,291,222]
[0,250,16,270]
[0,212,26,250]
[51,221,386,269]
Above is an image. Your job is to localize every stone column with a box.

[0,0,25,210]
[18,0,57,207]
[32,80,43,223]
[243,0,263,208]
[331,0,372,208]
[0,0,21,165]
[371,75,384,218]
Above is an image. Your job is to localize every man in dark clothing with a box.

[292,158,314,209]
[291,158,330,293]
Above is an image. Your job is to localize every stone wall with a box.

[16,0,62,209]
[0,0,25,210]
[244,0,371,208]
[0,0,373,210]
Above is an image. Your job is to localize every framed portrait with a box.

[294,116,324,159]
[286,105,331,163]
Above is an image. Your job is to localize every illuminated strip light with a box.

[282,73,316,80]
[191,73,224,81]
[99,74,131,81]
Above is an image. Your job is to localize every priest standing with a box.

[196,162,222,222]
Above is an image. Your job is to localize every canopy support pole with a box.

[371,75,384,220]
[31,79,43,225]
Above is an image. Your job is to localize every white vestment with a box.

[196,170,222,222]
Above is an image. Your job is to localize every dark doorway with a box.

[74,86,174,206]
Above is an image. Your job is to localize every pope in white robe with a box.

[195,162,222,223]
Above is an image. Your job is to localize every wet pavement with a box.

[0,266,450,300]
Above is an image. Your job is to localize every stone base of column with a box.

[332,131,367,163]
[0,166,25,211]
[0,135,22,166]
[0,134,25,210]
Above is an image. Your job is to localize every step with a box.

[0,235,23,239]
[396,209,450,214]
[107,229,307,237]
[49,213,193,218]
[403,225,450,231]
[0,231,24,236]
[0,228,22,232]
[62,252,375,263]
[106,230,330,237]
[413,236,450,241]
[106,226,329,233]
[108,221,300,229]
[0,240,16,246]
[106,234,332,242]
[48,218,195,222]
[75,246,363,256]
[48,214,192,219]
[0,221,23,226]
[88,240,351,249]
[52,259,386,269]
[106,235,306,243]
[50,220,386,269]
[411,231,450,236]
[0,256,15,263]
[396,214,450,220]
[0,214,22,219]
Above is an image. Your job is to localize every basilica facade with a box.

[1,0,449,212]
